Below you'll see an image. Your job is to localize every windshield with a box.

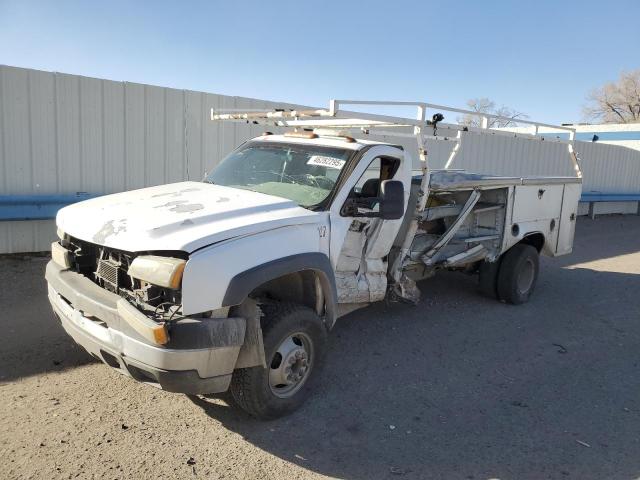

[205,142,353,208]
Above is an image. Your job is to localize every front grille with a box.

[63,236,133,294]
[95,258,121,291]
[65,236,183,314]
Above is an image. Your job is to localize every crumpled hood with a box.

[56,182,320,252]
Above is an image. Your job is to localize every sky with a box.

[0,0,638,125]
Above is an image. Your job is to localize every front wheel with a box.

[230,302,327,419]
[496,244,539,304]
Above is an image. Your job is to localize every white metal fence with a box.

[1,65,640,253]
[0,65,301,252]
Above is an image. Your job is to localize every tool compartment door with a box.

[512,184,564,223]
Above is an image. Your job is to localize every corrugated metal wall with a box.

[2,65,640,253]
[440,132,640,193]
[0,65,301,252]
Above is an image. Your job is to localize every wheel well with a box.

[222,253,338,328]
[249,270,321,314]
[521,232,545,252]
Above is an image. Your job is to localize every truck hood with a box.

[56,182,320,252]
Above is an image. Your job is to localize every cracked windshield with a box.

[205,142,352,208]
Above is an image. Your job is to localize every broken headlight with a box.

[128,255,186,289]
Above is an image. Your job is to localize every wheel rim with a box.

[516,259,535,295]
[268,332,314,398]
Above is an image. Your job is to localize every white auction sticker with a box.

[307,155,346,169]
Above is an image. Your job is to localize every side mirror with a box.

[379,180,404,220]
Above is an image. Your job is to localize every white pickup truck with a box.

[46,100,582,419]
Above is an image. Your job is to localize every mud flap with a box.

[231,298,267,369]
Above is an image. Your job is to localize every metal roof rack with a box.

[212,99,582,179]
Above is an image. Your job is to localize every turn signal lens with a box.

[117,299,169,345]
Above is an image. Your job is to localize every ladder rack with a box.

[211,100,580,161]
[212,99,576,136]
[212,99,582,179]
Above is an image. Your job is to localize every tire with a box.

[496,244,539,305]
[230,302,328,419]
[478,259,501,299]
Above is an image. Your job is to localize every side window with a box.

[342,156,400,216]
[352,156,400,197]
[353,158,381,195]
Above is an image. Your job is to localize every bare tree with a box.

[458,97,528,128]
[583,70,640,123]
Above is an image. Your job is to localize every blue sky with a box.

[0,0,638,124]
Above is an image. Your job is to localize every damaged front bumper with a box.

[45,261,246,394]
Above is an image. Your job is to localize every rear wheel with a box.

[230,302,327,419]
[496,244,539,304]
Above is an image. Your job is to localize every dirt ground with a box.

[1,215,639,480]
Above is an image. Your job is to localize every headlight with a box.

[56,227,65,240]
[128,255,186,289]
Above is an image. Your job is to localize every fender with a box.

[222,252,338,328]
[502,219,557,257]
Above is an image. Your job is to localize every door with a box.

[329,146,408,303]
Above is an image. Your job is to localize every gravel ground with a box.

[1,215,639,480]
